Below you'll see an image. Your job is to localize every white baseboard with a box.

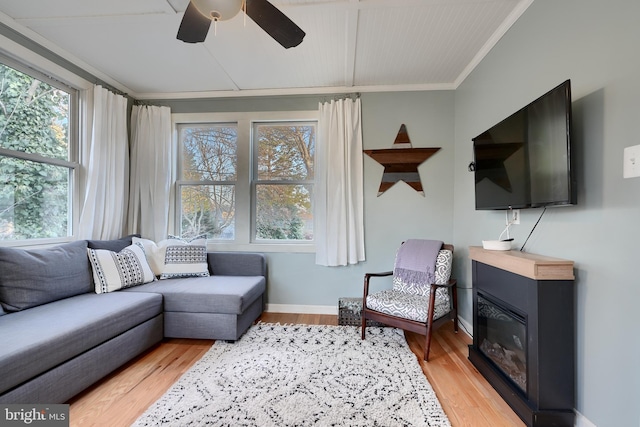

[457,316,473,338]
[266,303,338,315]
[265,304,473,334]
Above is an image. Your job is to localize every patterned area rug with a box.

[132,323,451,427]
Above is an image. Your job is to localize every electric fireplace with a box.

[477,293,527,392]
[468,247,575,427]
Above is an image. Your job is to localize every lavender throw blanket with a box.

[393,239,443,293]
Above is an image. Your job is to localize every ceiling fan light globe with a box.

[191,0,243,22]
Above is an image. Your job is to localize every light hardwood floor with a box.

[68,313,524,427]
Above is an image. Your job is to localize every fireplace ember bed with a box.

[468,247,575,427]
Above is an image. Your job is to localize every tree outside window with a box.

[254,123,315,241]
[178,124,237,240]
[0,60,76,241]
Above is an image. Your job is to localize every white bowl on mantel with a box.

[482,240,512,251]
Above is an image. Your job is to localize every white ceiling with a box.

[0,0,532,99]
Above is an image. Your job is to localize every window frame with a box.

[172,110,319,253]
[175,122,239,242]
[251,120,317,244]
[0,53,81,246]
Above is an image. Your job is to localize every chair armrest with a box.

[365,271,393,279]
[430,279,458,318]
[430,278,457,290]
[363,271,393,299]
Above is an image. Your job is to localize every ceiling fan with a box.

[177,0,306,48]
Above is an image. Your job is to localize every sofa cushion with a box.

[133,237,209,279]
[86,234,140,252]
[0,291,162,396]
[0,240,92,312]
[88,244,156,294]
[124,275,265,315]
[206,252,266,277]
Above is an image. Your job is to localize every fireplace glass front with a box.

[477,293,527,392]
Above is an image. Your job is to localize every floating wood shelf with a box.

[468,246,574,281]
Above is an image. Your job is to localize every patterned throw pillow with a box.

[133,236,210,280]
[88,243,156,294]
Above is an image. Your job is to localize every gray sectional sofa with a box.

[0,235,266,404]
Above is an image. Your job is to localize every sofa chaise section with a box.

[124,252,267,340]
[0,291,163,403]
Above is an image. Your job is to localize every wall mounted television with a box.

[472,80,577,210]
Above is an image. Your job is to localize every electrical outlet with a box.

[624,144,640,178]
[511,209,520,225]
[505,209,520,225]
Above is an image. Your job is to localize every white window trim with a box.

[0,50,87,248]
[172,110,319,253]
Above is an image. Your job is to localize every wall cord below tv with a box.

[519,207,547,252]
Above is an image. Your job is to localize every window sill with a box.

[0,237,75,249]
[206,242,315,254]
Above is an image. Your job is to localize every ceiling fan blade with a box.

[177,1,211,43]
[245,0,305,48]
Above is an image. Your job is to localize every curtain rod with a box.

[321,92,361,103]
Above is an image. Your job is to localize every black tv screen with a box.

[472,80,576,210]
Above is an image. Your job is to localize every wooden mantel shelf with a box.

[469,246,574,281]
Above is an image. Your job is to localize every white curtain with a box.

[127,104,172,242]
[315,98,365,266]
[78,85,129,239]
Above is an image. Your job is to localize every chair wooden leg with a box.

[424,324,433,362]
[362,276,369,340]
[424,288,437,361]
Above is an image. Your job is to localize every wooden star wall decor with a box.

[364,124,440,196]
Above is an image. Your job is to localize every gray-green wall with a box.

[157,91,456,308]
[453,1,640,426]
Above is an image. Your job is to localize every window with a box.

[175,112,317,250]
[177,123,237,240]
[253,122,315,241]
[0,57,78,242]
